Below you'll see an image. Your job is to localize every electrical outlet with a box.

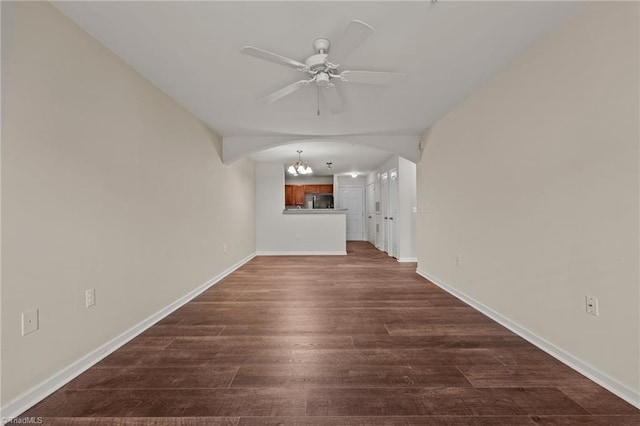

[295,232,301,240]
[85,288,96,308]
[586,295,599,316]
[412,206,418,214]
[223,243,227,254]
[21,309,39,336]
[456,255,462,267]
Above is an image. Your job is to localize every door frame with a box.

[389,168,398,258]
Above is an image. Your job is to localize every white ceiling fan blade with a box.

[339,70,405,85]
[328,20,374,66]
[321,84,345,115]
[261,79,312,104]
[241,46,308,71]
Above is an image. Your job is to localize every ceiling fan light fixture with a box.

[316,72,330,87]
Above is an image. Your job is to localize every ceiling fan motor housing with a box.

[306,38,332,74]
[305,53,329,72]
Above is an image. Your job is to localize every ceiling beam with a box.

[222,135,422,164]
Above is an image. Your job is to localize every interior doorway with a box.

[339,186,365,241]
[366,182,375,244]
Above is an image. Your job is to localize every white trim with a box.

[398,257,417,263]
[415,268,640,409]
[256,251,347,256]
[0,253,256,422]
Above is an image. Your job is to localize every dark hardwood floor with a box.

[22,242,639,425]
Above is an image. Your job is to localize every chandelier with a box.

[287,150,313,176]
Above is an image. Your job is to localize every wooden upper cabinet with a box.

[285,184,333,205]
[318,184,333,194]
[284,185,294,205]
[303,184,320,194]
[293,185,305,205]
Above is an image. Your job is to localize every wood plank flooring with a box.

[21,242,639,425]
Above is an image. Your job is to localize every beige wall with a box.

[255,163,346,255]
[1,1,255,406]
[285,176,333,185]
[417,2,639,399]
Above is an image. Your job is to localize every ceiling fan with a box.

[240,20,405,114]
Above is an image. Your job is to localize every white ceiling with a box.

[53,1,582,174]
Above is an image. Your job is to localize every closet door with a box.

[366,182,375,244]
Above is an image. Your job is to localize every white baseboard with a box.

[256,251,347,256]
[1,252,256,423]
[398,257,417,263]
[415,268,640,409]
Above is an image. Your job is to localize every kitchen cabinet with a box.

[285,184,334,205]
[285,184,305,205]
[293,185,305,205]
[303,184,320,194]
[318,184,333,194]
[284,185,294,205]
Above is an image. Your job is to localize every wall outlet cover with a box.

[22,309,39,336]
[85,288,96,308]
[586,295,599,316]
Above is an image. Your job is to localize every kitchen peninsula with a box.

[255,163,347,255]
[283,208,347,215]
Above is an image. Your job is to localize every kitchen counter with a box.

[283,209,347,215]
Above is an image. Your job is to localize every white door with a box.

[389,169,399,258]
[380,172,389,252]
[366,183,375,244]
[339,186,364,241]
